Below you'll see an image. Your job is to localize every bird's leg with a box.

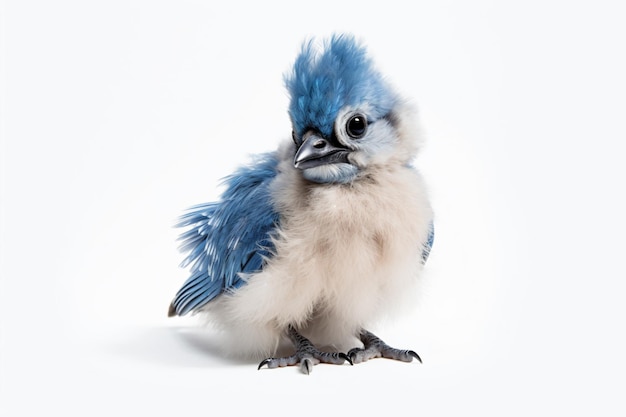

[258,325,351,374]
[347,329,422,364]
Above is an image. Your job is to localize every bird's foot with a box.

[347,330,422,364]
[258,326,351,374]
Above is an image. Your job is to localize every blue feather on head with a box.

[285,34,398,141]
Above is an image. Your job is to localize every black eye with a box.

[346,114,367,139]
[291,130,298,145]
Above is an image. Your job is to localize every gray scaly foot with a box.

[347,329,422,364]
[258,325,351,374]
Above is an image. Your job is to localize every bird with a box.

[168,34,434,374]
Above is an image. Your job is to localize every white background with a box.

[2,0,625,415]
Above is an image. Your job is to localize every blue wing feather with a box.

[171,152,281,316]
[421,222,435,264]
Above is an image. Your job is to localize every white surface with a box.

[1,1,625,415]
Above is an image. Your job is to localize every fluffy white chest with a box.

[227,166,432,341]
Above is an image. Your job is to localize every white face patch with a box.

[334,105,399,169]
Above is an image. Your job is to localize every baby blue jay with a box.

[169,34,434,374]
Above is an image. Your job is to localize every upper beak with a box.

[294,133,350,170]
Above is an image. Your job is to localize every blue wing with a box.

[170,152,281,316]
[421,221,435,264]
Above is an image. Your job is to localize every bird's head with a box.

[285,34,419,184]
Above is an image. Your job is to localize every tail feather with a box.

[167,301,177,317]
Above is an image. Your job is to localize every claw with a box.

[258,358,272,370]
[408,350,422,364]
[301,358,313,375]
[347,348,359,364]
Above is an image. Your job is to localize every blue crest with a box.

[285,34,398,140]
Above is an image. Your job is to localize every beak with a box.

[294,133,350,170]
